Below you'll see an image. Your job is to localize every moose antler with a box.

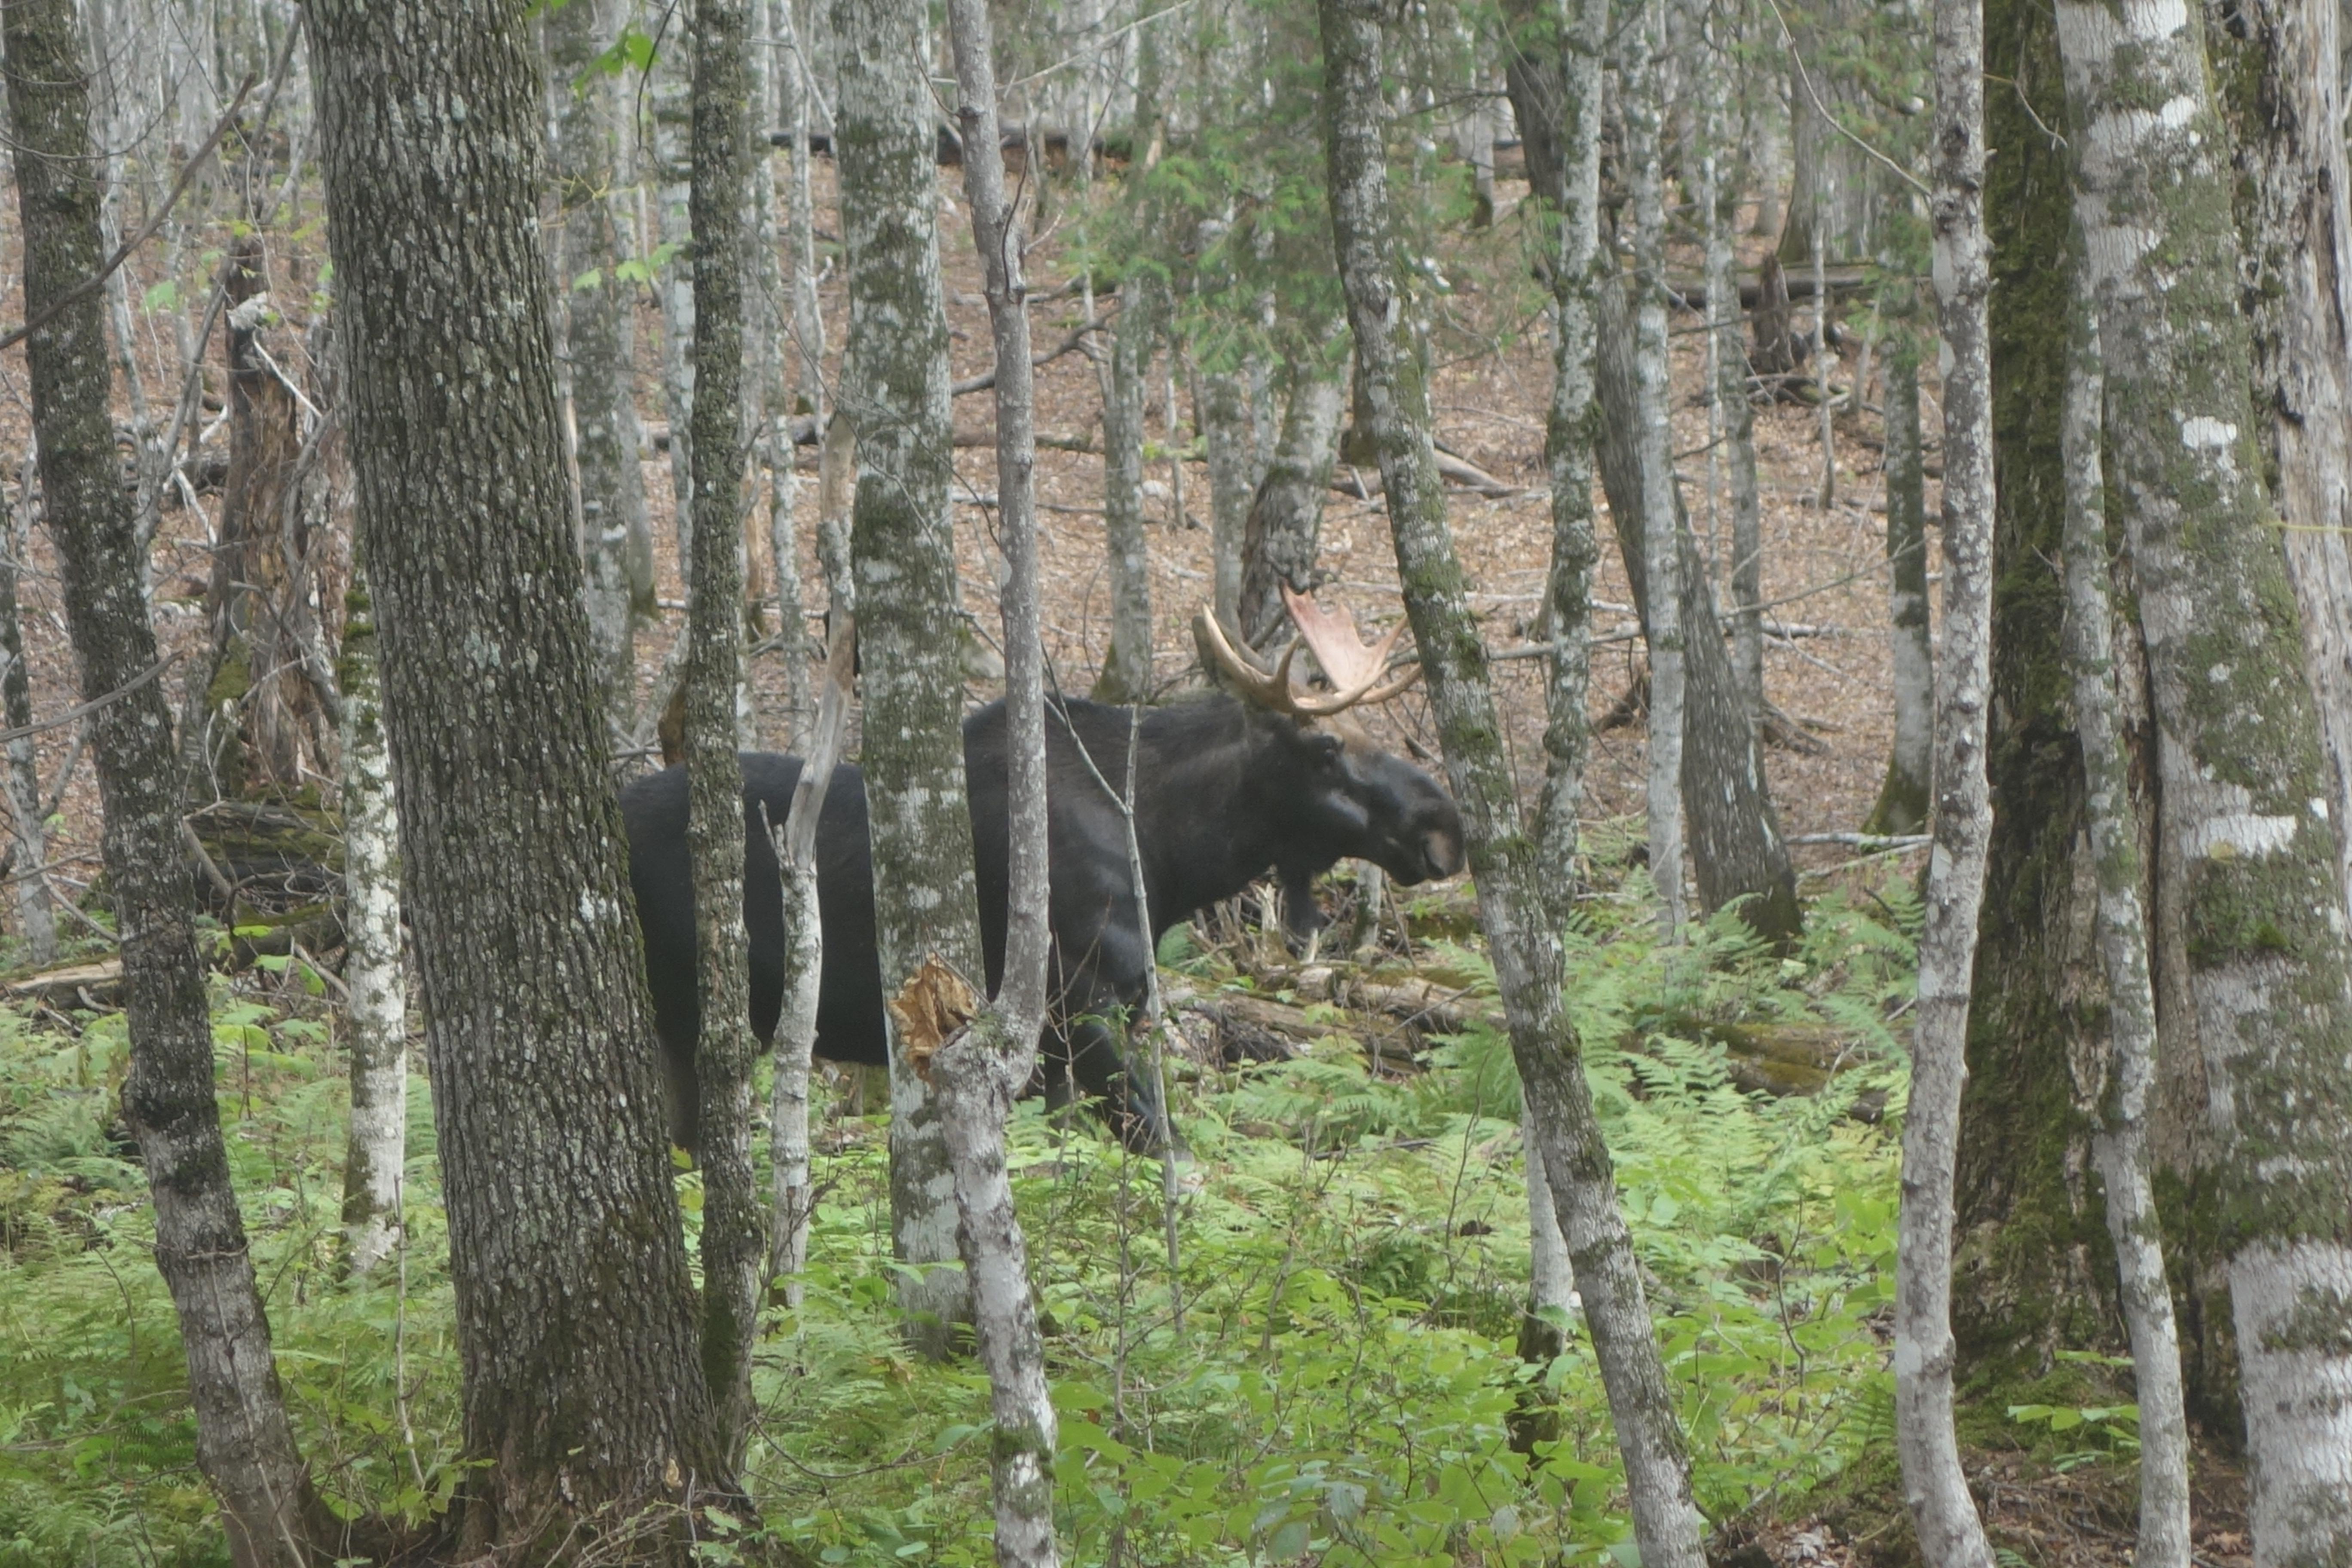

[1195,591,1420,718]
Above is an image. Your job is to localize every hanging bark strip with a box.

[309,0,735,1539]
[829,0,986,1357]
[2056,245,2191,1568]
[338,569,407,1280]
[1896,0,2000,1551]
[2,0,319,1558]
[1312,1,1707,1562]
[937,3,1062,1555]
[684,0,765,1457]
[2056,0,2352,1554]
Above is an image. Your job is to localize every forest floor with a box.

[0,155,2243,1565]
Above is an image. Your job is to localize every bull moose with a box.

[622,593,1464,1151]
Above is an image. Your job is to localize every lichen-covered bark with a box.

[1591,279,1801,939]
[650,23,699,578]
[1866,327,1933,834]
[338,570,406,1280]
[1236,367,1347,648]
[546,0,655,737]
[830,0,983,1355]
[2058,248,2192,1568]
[684,0,764,1457]
[309,0,733,1544]
[2057,0,2352,1553]
[1894,0,2000,1553]
[1502,0,1604,937]
[1314,2,1706,1562]
[1619,0,1685,937]
[2211,0,2352,934]
[4,1,319,1556]
[937,4,1060,1552]
[1095,279,1160,701]
[0,497,55,965]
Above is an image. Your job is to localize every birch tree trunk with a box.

[2212,0,2352,930]
[1502,0,1605,935]
[1619,0,1685,937]
[1235,366,1347,649]
[1866,325,1933,834]
[685,0,765,1455]
[831,0,984,1356]
[1095,279,1158,702]
[938,5,1061,1555]
[4,2,321,1556]
[1894,0,2000,1552]
[310,0,736,1540]
[337,568,407,1280]
[2057,0,2352,1555]
[2058,248,2192,1568]
[1592,279,1802,939]
[652,28,700,578]
[752,25,810,747]
[547,0,655,737]
[1315,4,1708,1562]
[0,495,55,965]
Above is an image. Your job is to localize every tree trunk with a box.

[546,0,655,739]
[1201,363,1254,631]
[1094,278,1158,701]
[1592,278,1803,940]
[1502,0,1605,935]
[338,568,407,1279]
[1315,4,1709,1564]
[309,0,735,1544]
[652,25,699,581]
[4,1,320,1557]
[940,4,1061,1554]
[1702,19,1764,729]
[2213,0,2352,932]
[1866,325,1932,834]
[0,493,55,965]
[2058,242,2192,1568]
[830,0,983,1357]
[1949,0,2125,1400]
[752,25,810,749]
[1236,365,1347,649]
[1620,0,1687,937]
[2058,0,2352,1554]
[775,0,827,427]
[685,0,765,1458]
[1894,0,2000,1553]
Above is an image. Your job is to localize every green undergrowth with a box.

[0,878,1919,1565]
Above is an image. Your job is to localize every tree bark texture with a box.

[309,0,734,1544]
[1236,366,1347,649]
[752,26,811,748]
[685,0,764,1457]
[4,2,319,1557]
[939,4,1061,1554]
[1502,0,1605,932]
[546,0,655,738]
[1950,0,2127,1396]
[1314,4,1709,1563]
[0,494,56,964]
[1094,278,1159,701]
[2058,0,2352,1554]
[1201,363,1254,632]
[830,0,985,1355]
[2212,0,2352,933]
[2058,249,2193,1568]
[773,0,827,426]
[1702,19,1764,729]
[1867,329,1933,835]
[651,27,699,578]
[337,569,406,1279]
[1591,279,1802,940]
[1619,0,1687,937]
[1893,0,2000,1553]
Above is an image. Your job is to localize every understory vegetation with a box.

[0,854,1921,1566]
